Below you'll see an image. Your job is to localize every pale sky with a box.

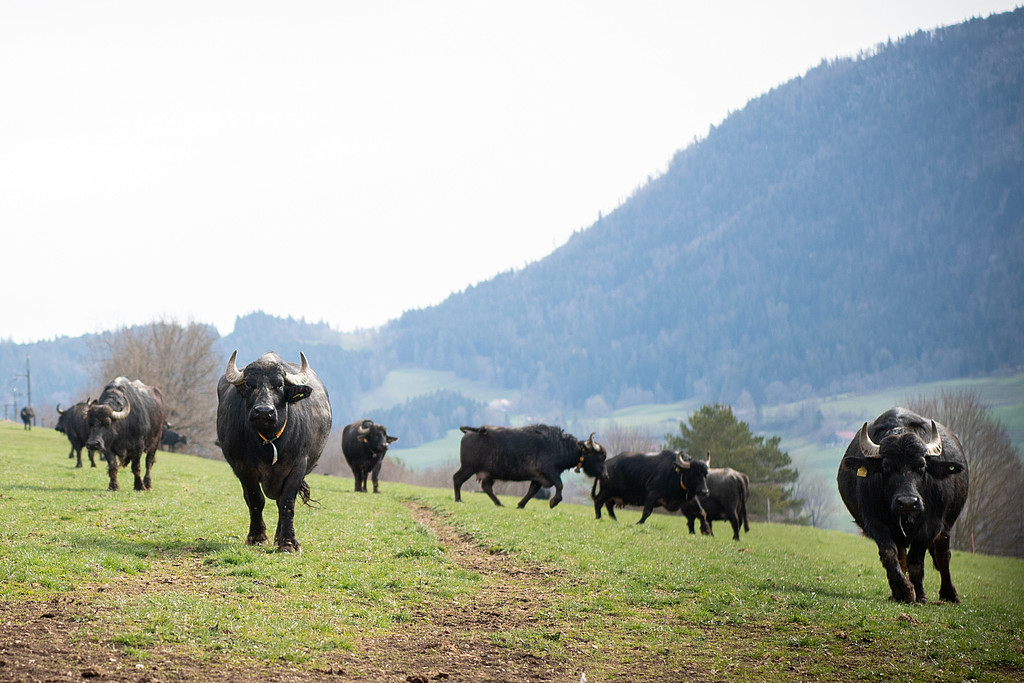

[2,1,1017,343]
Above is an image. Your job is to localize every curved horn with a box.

[858,423,881,459]
[924,420,943,457]
[358,420,372,435]
[705,450,711,467]
[675,452,691,470]
[56,403,65,415]
[284,352,311,386]
[109,396,131,421]
[585,432,597,450]
[225,350,245,386]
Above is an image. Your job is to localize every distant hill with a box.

[5,11,1022,430]
[384,9,1024,409]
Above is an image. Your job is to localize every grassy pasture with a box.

[1,422,1022,681]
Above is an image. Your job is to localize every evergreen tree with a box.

[665,404,804,523]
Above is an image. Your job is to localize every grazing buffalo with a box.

[85,378,166,491]
[217,351,332,553]
[20,406,35,430]
[837,407,969,604]
[341,419,398,493]
[592,450,711,525]
[453,425,608,508]
[56,401,99,467]
[161,425,188,452]
[684,467,750,540]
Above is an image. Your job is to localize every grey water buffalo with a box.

[20,406,34,429]
[341,419,398,493]
[837,407,969,604]
[453,424,608,508]
[592,450,710,524]
[85,378,166,491]
[56,401,98,467]
[684,466,750,540]
[217,351,332,553]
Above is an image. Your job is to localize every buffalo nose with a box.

[252,405,276,421]
[894,495,922,514]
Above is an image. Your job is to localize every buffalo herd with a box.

[42,352,970,602]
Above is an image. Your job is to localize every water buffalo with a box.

[56,401,99,467]
[453,424,608,508]
[684,466,750,540]
[592,450,711,524]
[85,378,166,491]
[341,419,398,493]
[20,406,35,430]
[837,407,969,604]
[161,425,188,452]
[217,351,332,553]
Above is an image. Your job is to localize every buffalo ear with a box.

[842,455,881,477]
[387,435,399,444]
[286,385,312,403]
[927,459,965,478]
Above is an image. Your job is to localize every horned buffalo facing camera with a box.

[341,419,398,493]
[56,401,99,467]
[217,351,332,553]
[837,407,969,604]
[85,378,166,491]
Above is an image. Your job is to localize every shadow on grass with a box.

[63,531,235,560]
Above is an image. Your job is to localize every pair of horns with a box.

[87,395,130,421]
[674,450,709,469]
[858,420,942,458]
[224,351,311,387]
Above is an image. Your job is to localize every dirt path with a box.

[0,501,584,683]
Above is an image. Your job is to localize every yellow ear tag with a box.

[857,466,868,478]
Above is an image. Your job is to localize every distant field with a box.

[2,422,1022,682]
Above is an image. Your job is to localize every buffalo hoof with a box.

[246,534,269,546]
[277,540,301,553]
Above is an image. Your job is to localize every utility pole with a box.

[26,354,32,409]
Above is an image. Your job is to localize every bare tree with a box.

[796,475,839,529]
[907,390,1024,558]
[601,422,663,456]
[90,320,221,458]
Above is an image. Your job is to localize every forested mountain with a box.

[4,10,1022,431]
[385,10,1024,409]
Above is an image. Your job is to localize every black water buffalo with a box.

[837,407,969,604]
[592,450,711,524]
[161,425,188,452]
[20,406,34,430]
[85,378,166,491]
[56,401,99,467]
[684,467,750,540]
[217,351,332,553]
[341,419,398,493]
[453,424,608,508]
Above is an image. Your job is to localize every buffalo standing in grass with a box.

[454,424,608,508]
[20,406,35,430]
[837,407,969,604]
[56,401,99,467]
[683,466,750,540]
[341,419,398,493]
[592,450,711,524]
[217,351,332,553]
[85,378,166,491]
[161,425,188,452]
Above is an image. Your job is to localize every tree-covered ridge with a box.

[386,10,1024,408]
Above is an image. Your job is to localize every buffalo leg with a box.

[105,453,120,491]
[274,493,300,553]
[517,481,543,509]
[452,466,475,502]
[877,542,916,603]
[87,449,97,467]
[354,468,366,492]
[372,461,382,493]
[142,449,156,490]
[605,501,618,520]
[638,493,661,524]
[130,452,146,491]
[480,478,502,506]
[238,471,268,546]
[727,511,741,540]
[929,530,960,604]
[547,477,564,509]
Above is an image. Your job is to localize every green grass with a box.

[2,422,1022,680]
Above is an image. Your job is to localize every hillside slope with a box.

[386,10,1024,408]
